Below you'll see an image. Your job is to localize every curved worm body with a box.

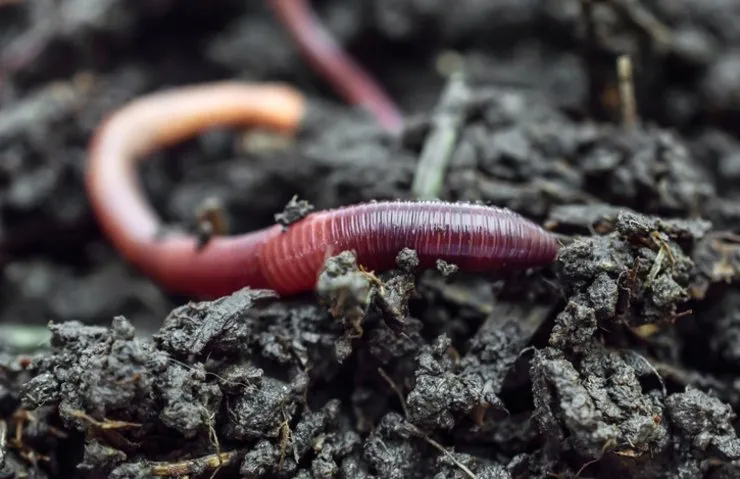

[259,201,559,295]
[86,82,559,298]
[266,0,403,132]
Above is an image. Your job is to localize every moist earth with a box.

[2,1,740,478]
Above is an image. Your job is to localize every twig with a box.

[624,350,667,397]
[411,71,469,200]
[377,367,409,418]
[609,0,673,50]
[617,54,637,128]
[150,451,241,476]
[401,421,477,479]
[266,0,403,132]
[579,0,602,118]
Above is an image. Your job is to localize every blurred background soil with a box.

[3,1,740,478]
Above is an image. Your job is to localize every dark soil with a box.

[3,0,740,477]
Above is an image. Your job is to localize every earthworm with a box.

[86,81,559,298]
[266,0,403,132]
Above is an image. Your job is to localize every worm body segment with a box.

[86,82,559,298]
[266,0,403,131]
[260,201,559,295]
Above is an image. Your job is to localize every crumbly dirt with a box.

[3,1,740,478]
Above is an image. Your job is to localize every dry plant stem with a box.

[377,367,409,418]
[411,72,469,199]
[609,0,673,49]
[617,54,637,128]
[579,0,602,118]
[401,421,477,479]
[149,451,241,476]
[266,0,403,132]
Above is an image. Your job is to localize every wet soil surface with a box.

[3,0,740,478]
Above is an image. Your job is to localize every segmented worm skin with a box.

[259,201,560,295]
[85,81,559,298]
[266,0,403,131]
[101,200,560,298]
